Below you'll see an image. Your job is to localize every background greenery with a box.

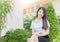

[3,29,32,42]
[46,3,60,42]
[0,0,13,42]
[0,0,12,37]
[24,15,36,30]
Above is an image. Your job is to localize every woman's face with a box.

[37,9,44,18]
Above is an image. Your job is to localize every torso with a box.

[32,18,46,34]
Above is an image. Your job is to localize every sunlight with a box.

[21,0,38,6]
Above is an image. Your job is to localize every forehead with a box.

[39,9,44,12]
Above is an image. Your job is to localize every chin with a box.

[39,16,42,18]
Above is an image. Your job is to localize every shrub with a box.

[24,16,36,30]
[3,29,32,42]
[46,3,60,42]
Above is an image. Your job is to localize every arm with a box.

[32,29,38,35]
[32,28,39,36]
[32,29,35,35]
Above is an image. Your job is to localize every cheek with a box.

[38,13,44,17]
[41,14,44,17]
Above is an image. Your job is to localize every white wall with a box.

[52,0,60,16]
[1,0,23,36]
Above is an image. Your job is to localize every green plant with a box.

[0,0,12,37]
[59,19,60,25]
[24,14,36,30]
[46,3,60,42]
[3,29,32,42]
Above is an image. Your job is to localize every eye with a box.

[39,11,43,14]
[39,10,43,12]
[39,10,41,13]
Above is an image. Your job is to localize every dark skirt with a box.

[38,35,49,42]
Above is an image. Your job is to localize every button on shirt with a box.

[30,18,50,34]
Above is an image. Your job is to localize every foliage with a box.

[24,14,36,30]
[3,29,32,42]
[0,0,13,37]
[46,3,60,42]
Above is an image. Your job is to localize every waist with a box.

[38,35,49,38]
[35,29,46,34]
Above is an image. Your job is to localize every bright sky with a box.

[21,0,38,5]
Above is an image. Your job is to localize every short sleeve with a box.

[47,20,50,28]
[30,21,34,29]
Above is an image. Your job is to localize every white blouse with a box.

[30,18,50,34]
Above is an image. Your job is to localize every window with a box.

[23,9,26,14]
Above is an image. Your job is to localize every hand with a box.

[35,32,39,35]
[34,32,39,36]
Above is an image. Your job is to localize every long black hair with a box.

[36,7,48,30]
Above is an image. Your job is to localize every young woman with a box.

[30,7,50,42]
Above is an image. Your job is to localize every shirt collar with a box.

[35,18,43,23]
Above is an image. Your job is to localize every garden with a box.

[0,0,60,42]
